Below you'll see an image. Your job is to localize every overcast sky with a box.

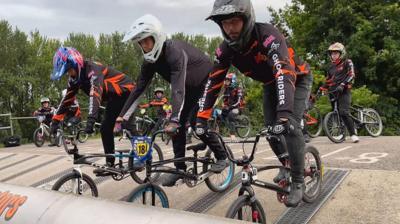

[0,0,291,40]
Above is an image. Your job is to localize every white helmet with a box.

[123,14,166,63]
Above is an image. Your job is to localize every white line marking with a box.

[321,146,352,158]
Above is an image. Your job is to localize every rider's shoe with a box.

[273,167,287,183]
[210,159,229,173]
[93,162,114,176]
[161,170,184,187]
[286,181,305,207]
[351,135,359,143]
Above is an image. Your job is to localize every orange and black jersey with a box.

[321,59,355,91]
[286,40,311,76]
[53,60,135,122]
[120,40,212,122]
[197,23,296,120]
[140,97,169,117]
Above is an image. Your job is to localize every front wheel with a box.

[323,112,345,143]
[204,146,235,192]
[235,115,251,138]
[129,143,164,184]
[363,108,383,137]
[77,130,89,143]
[51,172,98,197]
[303,145,323,203]
[126,183,169,208]
[33,128,45,147]
[226,195,266,223]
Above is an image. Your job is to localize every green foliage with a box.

[269,1,400,135]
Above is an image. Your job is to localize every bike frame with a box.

[142,130,216,184]
[211,129,291,197]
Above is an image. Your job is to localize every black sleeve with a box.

[262,26,296,119]
[87,66,105,120]
[166,45,189,122]
[120,63,155,120]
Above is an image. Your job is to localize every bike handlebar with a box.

[209,126,285,166]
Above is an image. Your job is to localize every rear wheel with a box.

[33,128,45,147]
[323,112,345,143]
[305,106,323,138]
[226,195,266,223]
[363,109,383,137]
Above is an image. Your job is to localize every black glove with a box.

[85,117,96,134]
[165,120,180,137]
[335,83,345,93]
[50,121,60,135]
[195,118,209,137]
[272,119,294,135]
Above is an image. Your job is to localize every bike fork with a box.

[72,166,84,195]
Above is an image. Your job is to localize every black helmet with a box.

[206,0,255,52]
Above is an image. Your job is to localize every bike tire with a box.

[204,146,235,192]
[235,115,251,138]
[129,143,164,184]
[33,128,45,147]
[225,195,266,224]
[363,108,383,137]
[306,107,323,138]
[323,112,345,143]
[51,172,98,197]
[126,183,169,208]
[77,129,89,143]
[303,145,323,203]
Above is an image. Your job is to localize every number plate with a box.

[130,136,152,162]
[135,142,149,156]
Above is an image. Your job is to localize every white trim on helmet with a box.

[123,14,166,63]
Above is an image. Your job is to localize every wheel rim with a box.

[305,108,322,137]
[327,114,345,140]
[129,187,168,208]
[208,161,234,190]
[303,151,321,199]
[57,178,96,197]
[364,110,382,136]
[235,116,250,138]
[233,203,263,223]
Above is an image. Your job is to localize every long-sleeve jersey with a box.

[140,97,169,117]
[223,86,243,109]
[53,60,135,122]
[286,40,311,76]
[197,23,297,120]
[120,39,212,122]
[321,59,355,90]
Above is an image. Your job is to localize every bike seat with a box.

[352,104,363,109]
[187,143,207,152]
[115,149,130,154]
